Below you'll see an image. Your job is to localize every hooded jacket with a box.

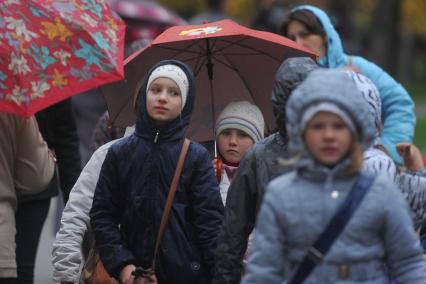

[242,69,426,284]
[212,57,317,284]
[90,60,224,283]
[293,5,415,165]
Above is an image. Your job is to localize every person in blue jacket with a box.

[242,69,426,284]
[90,60,224,284]
[280,4,415,164]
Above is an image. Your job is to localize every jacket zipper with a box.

[154,130,160,143]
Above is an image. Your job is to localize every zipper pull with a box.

[154,130,160,143]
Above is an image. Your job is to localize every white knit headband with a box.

[147,64,189,110]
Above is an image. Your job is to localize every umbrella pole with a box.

[209,79,217,158]
[205,38,217,158]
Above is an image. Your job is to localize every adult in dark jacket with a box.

[34,98,82,202]
[212,57,318,284]
[90,60,224,284]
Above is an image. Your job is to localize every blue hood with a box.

[292,5,346,68]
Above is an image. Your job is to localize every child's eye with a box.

[169,89,180,97]
[150,87,160,93]
[221,130,231,136]
[309,123,324,130]
[333,123,347,130]
[299,31,312,38]
[237,131,250,138]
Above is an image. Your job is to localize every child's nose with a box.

[229,134,238,145]
[323,127,335,139]
[158,91,168,101]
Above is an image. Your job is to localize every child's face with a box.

[146,77,182,125]
[217,129,254,164]
[304,112,352,166]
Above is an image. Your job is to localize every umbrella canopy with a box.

[0,0,125,116]
[101,19,316,142]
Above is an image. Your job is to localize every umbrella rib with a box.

[194,57,207,77]
[215,37,282,62]
[214,51,276,134]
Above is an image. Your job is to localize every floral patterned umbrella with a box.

[0,0,125,116]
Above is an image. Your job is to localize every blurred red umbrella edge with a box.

[101,19,317,142]
[0,0,125,117]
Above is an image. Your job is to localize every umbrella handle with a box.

[215,156,223,182]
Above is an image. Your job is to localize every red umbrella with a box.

[0,0,125,116]
[101,19,316,143]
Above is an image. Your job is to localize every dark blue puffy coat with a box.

[90,60,224,284]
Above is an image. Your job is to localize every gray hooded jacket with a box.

[242,69,426,284]
[212,57,318,284]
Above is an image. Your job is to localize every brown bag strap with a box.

[151,138,190,268]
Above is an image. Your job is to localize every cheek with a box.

[304,131,318,148]
[146,95,155,113]
[239,139,254,153]
[341,133,353,152]
[216,136,227,152]
[312,37,326,56]
[172,96,183,112]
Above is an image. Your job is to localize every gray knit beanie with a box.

[215,101,265,143]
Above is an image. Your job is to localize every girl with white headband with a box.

[90,60,224,284]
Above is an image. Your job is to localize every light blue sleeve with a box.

[382,181,426,283]
[354,56,415,165]
[241,184,287,284]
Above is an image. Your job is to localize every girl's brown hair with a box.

[280,9,326,39]
[346,140,363,174]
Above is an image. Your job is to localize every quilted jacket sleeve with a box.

[90,147,136,279]
[383,181,426,283]
[188,144,224,275]
[52,142,111,283]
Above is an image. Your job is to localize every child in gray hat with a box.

[214,101,265,205]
